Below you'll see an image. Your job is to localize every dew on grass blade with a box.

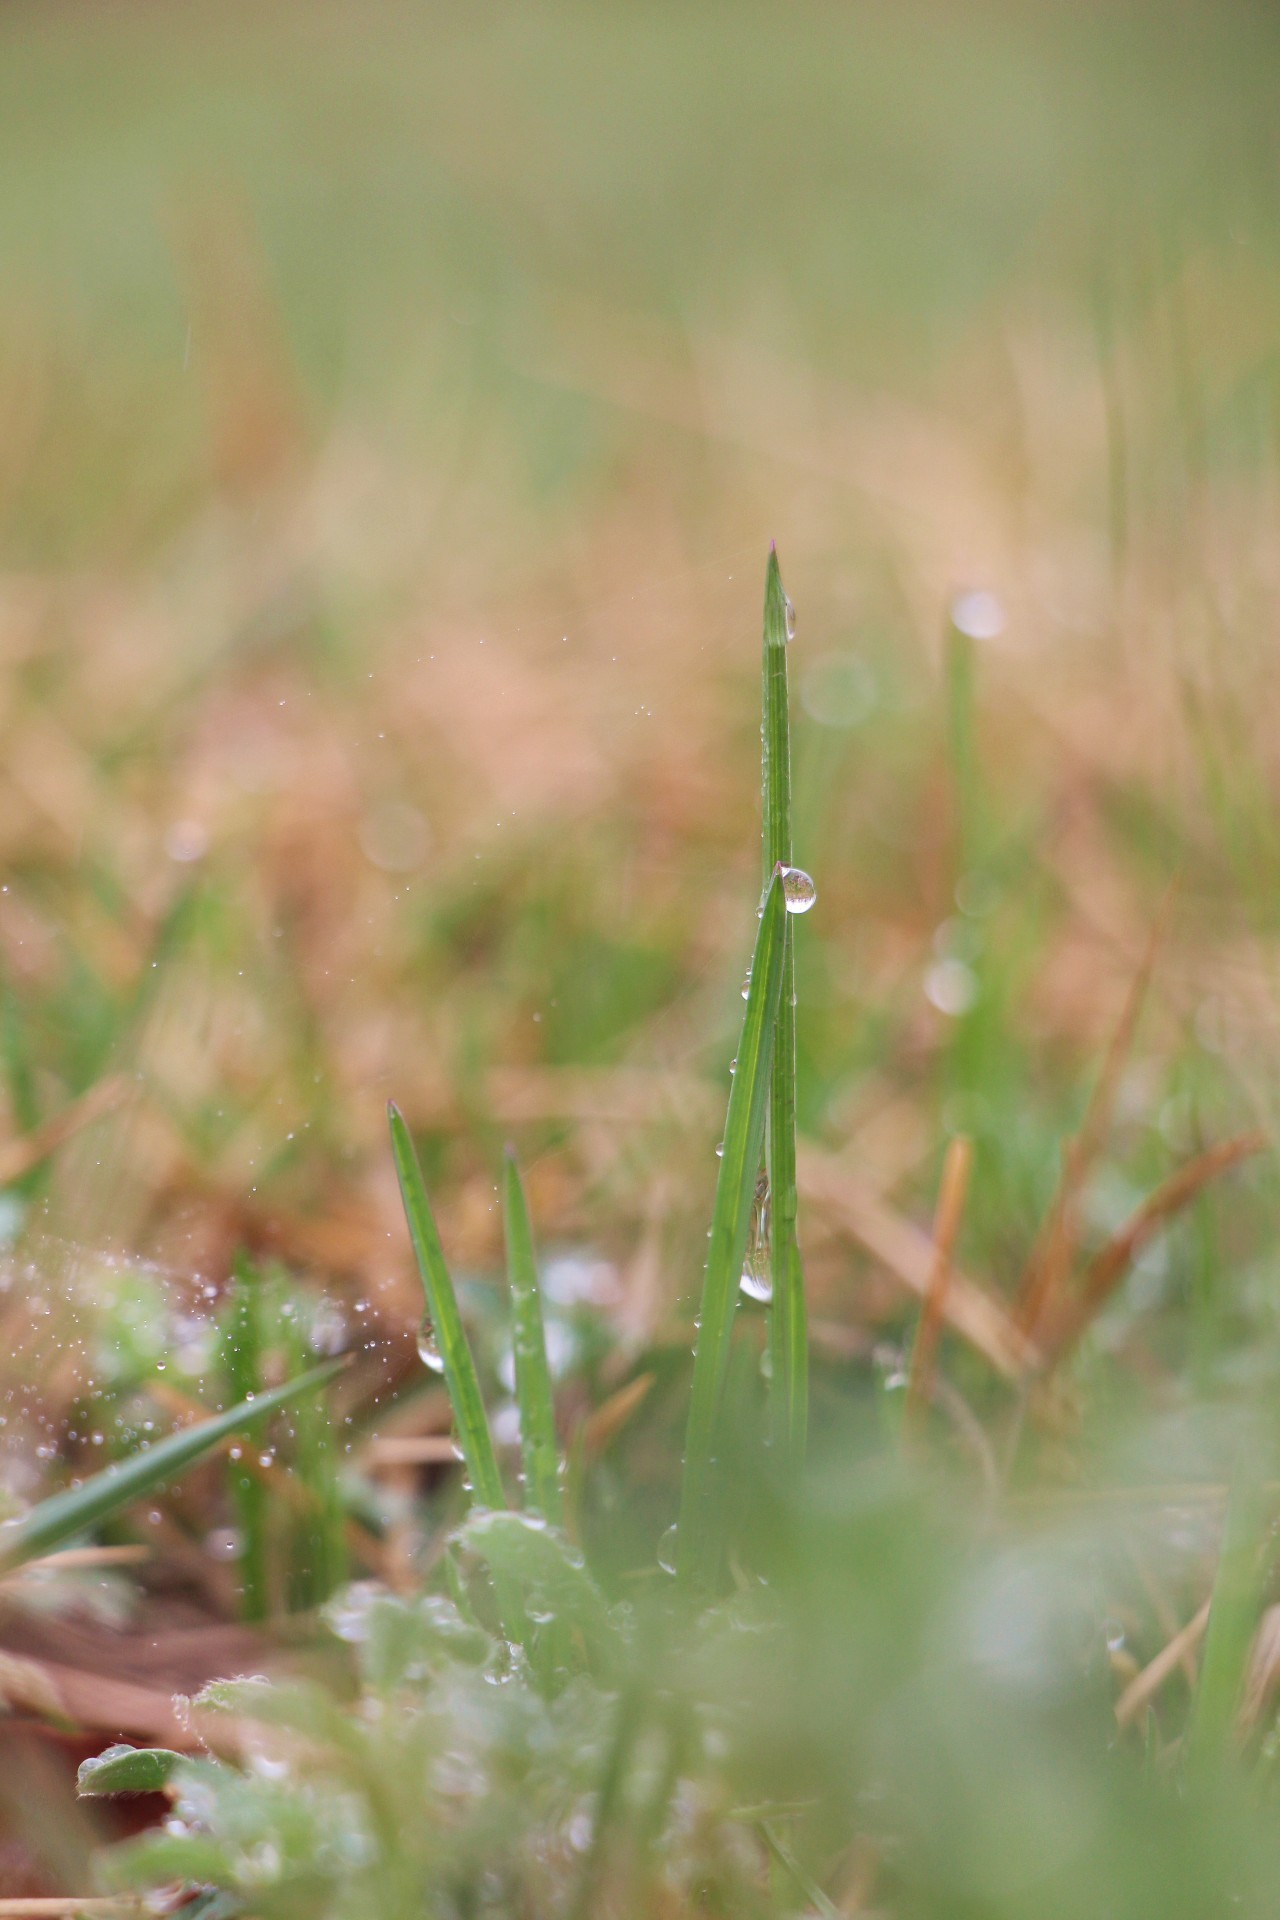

[739,1260,773,1305]
[949,588,1005,642]
[657,1523,678,1576]
[779,866,817,914]
[416,1317,445,1374]
[784,593,797,642]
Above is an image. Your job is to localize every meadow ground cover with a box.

[3,1,1280,1912]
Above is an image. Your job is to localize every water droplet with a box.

[416,1319,445,1374]
[924,957,977,1018]
[784,594,797,642]
[739,1261,773,1305]
[779,866,817,915]
[657,1523,678,1577]
[950,588,1005,642]
[714,1141,725,1159]
[740,968,752,1000]
[728,1057,737,1075]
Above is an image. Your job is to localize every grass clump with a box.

[27,547,1280,1920]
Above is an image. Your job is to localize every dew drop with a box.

[714,1141,725,1159]
[657,1523,678,1577]
[779,866,817,915]
[950,588,1005,642]
[739,1262,773,1305]
[784,594,797,642]
[416,1318,445,1374]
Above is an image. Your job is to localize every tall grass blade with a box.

[677,871,788,1590]
[220,1254,269,1620]
[388,1102,505,1517]
[1186,1459,1275,1774]
[762,545,807,1474]
[0,1361,342,1574]
[502,1148,564,1525]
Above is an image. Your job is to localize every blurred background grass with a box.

[2,0,1280,1385]
[4,0,1280,1902]
[1,0,1280,1662]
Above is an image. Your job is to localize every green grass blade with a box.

[502,1148,564,1525]
[0,1360,341,1574]
[388,1102,505,1516]
[762,544,807,1473]
[1186,1457,1275,1774]
[220,1254,269,1621]
[677,870,788,1590]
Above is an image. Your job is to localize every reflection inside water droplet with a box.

[779,866,817,914]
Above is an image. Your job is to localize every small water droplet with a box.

[657,1523,678,1576]
[728,1057,737,1075]
[714,1141,725,1159]
[205,1528,245,1559]
[416,1318,445,1374]
[779,866,817,914]
[784,594,797,642]
[740,968,752,1000]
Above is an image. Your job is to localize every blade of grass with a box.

[220,1254,268,1621]
[762,544,807,1476]
[501,1148,563,1525]
[903,1133,973,1445]
[677,870,787,1591]
[1041,1131,1266,1368]
[1186,1460,1276,1775]
[388,1103,505,1517]
[0,1361,341,1574]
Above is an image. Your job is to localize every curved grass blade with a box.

[0,1360,342,1575]
[677,870,787,1590]
[502,1148,564,1525]
[388,1102,505,1517]
[762,545,807,1475]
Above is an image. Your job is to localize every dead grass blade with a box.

[0,1074,131,1187]
[904,1135,973,1440]
[798,1147,1036,1380]
[580,1373,654,1456]
[1114,1598,1211,1730]
[1041,1131,1267,1366]
[1017,883,1177,1337]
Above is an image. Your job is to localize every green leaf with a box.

[0,1360,342,1575]
[502,1148,564,1525]
[388,1103,505,1517]
[676,870,788,1590]
[762,544,807,1474]
[77,1743,184,1797]
[459,1509,622,1678]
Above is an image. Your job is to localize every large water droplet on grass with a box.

[416,1318,445,1374]
[950,588,1005,642]
[780,866,817,914]
[739,1260,773,1305]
